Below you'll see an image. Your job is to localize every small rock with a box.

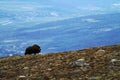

[111,59,118,62]
[96,49,105,54]
[47,68,52,71]
[23,67,29,70]
[88,76,101,80]
[17,76,27,80]
[73,59,90,67]
[110,59,120,65]
[84,63,90,66]
[9,54,13,57]
[19,75,26,78]
[94,49,105,58]
[74,59,86,67]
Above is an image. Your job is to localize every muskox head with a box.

[25,44,41,55]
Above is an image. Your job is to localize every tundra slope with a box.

[0,44,120,80]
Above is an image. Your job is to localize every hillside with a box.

[0,44,120,80]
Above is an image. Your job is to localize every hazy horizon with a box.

[0,0,120,25]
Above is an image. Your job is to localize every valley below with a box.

[0,13,120,57]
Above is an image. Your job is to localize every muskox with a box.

[25,44,41,55]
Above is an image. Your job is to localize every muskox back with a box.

[25,44,41,55]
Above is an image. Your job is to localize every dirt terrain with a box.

[0,44,120,80]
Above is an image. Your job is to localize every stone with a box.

[23,67,29,70]
[94,49,105,58]
[47,68,52,71]
[9,54,13,57]
[98,49,105,53]
[16,75,26,80]
[19,75,26,78]
[74,59,86,67]
[88,76,101,80]
[110,59,120,65]
[72,59,89,67]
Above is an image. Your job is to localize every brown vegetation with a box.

[0,44,120,80]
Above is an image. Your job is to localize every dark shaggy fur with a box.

[25,44,41,55]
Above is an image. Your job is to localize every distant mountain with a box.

[0,13,120,57]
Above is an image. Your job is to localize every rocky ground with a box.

[0,44,120,80]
